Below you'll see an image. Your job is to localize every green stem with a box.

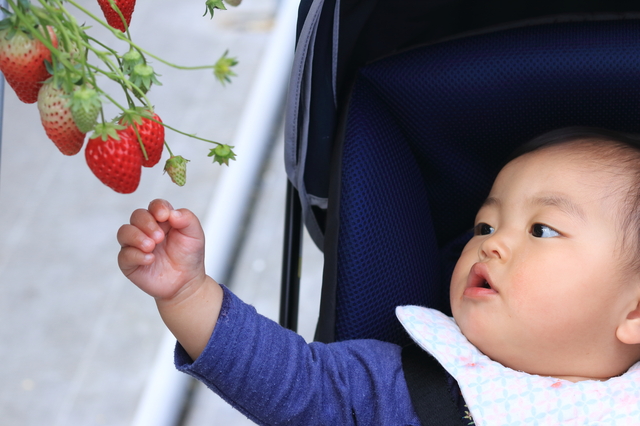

[64,0,131,42]
[80,38,154,107]
[85,35,120,58]
[35,0,87,90]
[51,1,96,86]
[10,0,80,90]
[101,92,129,115]
[162,122,222,146]
[65,0,218,72]
[164,141,175,157]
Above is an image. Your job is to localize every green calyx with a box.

[90,122,126,141]
[208,144,236,166]
[213,50,238,85]
[203,0,226,19]
[0,16,17,33]
[129,63,161,95]
[122,47,144,75]
[118,106,153,126]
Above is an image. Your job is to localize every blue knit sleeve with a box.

[175,285,421,425]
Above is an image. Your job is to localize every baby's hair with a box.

[507,127,640,162]
[510,126,640,271]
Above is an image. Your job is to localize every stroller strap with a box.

[402,343,467,426]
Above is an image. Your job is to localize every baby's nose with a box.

[478,231,510,261]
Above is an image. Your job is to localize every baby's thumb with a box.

[168,209,205,241]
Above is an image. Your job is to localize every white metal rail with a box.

[0,0,6,180]
[131,0,298,425]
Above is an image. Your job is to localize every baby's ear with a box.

[616,301,640,345]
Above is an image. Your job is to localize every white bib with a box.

[396,305,640,425]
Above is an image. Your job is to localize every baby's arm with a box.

[117,199,223,361]
[118,200,420,425]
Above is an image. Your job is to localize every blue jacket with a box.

[176,285,432,425]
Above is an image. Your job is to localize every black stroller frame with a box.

[281,0,640,348]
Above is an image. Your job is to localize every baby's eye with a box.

[474,223,495,236]
[531,224,560,238]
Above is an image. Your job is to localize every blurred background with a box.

[0,0,323,424]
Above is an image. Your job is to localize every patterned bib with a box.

[396,305,640,425]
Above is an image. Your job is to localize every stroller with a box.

[281,2,640,418]
[281,0,640,343]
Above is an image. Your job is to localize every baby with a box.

[118,127,640,425]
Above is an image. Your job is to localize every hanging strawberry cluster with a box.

[0,0,240,193]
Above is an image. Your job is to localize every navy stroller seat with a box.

[281,1,640,347]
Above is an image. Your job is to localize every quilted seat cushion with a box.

[335,19,640,344]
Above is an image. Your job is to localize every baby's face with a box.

[450,146,640,380]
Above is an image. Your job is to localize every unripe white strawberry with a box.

[0,26,57,104]
[164,155,189,186]
[37,80,86,155]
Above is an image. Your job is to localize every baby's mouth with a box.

[464,263,498,296]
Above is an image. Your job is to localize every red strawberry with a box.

[120,109,164,167]
[0,26,58,104]
[97,0,136,32]
[37,80,86,155]
[86,125,142,194]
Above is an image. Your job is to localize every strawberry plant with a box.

[0,0,238,192]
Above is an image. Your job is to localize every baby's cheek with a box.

[510,263,529,296]
[450,250,473,291]
[510,263,558,321]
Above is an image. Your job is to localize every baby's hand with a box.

[117,199,206,301]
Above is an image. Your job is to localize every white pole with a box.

[130,0,298,425]
[0,0,7,181]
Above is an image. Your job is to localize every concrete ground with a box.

[0,0,322,424]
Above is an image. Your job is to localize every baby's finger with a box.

[148,199,174,223]
[117,223,156,252]
[118,246,154,273]
[129,208,165,243]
